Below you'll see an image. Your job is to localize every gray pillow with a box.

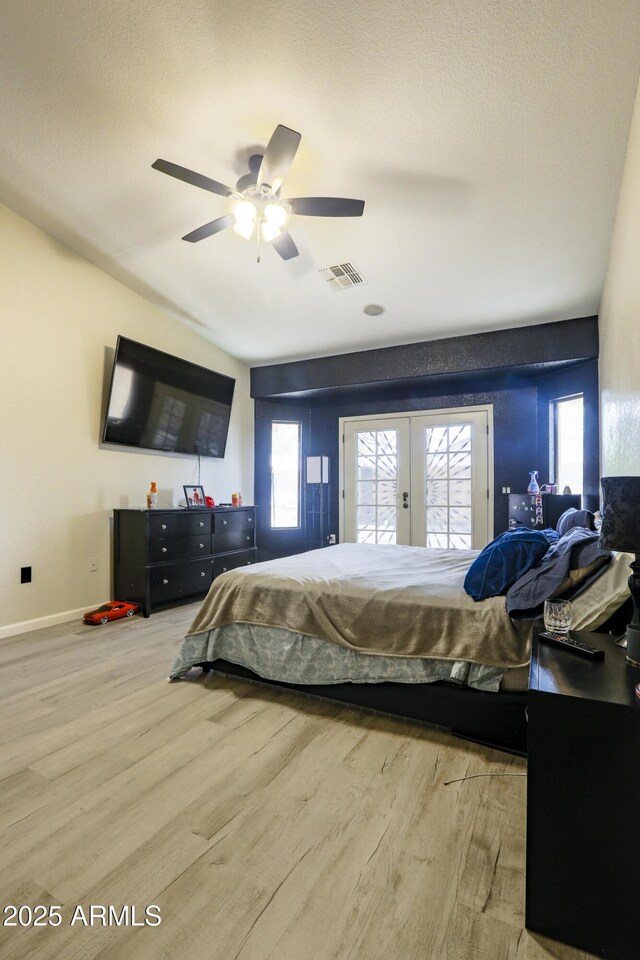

[556,507,595,537]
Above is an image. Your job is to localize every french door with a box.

[341,407,492,549]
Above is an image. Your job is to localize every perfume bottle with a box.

[527,471,540,495]
[147,482,158,509]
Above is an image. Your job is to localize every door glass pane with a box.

[450,534,472,549]
[426,480,448,505]
[449,424,471,451]
[357,481,375,504]
[357,432,377,456]
[449,479,472,506]
[425,424,473,548]
[427,532,449,548]
[271,421,300,527]
[377,431,397,455]
[356,429,399,544]
[449,452,472,478]
[377,481,397,505]
[426,426,448,453]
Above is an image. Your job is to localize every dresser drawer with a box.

[149,535,212,563]
[213,550,255,578]
[213,510,255,553]
[212,510,254,534]
[149,513,211,538]
[214,529,254,553]
[151,561,212,603]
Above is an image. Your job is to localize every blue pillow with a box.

[464,528,559,601]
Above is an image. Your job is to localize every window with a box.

[271,421,301,527]
[552,396,584,495]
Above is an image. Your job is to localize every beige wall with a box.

[600,78,640,477]
[0,202,253,635]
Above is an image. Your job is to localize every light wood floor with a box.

[0,606,593,960]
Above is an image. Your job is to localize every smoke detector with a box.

[319,262,367,291]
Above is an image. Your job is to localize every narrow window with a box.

[271,422,301,527]
[552,396,584,495]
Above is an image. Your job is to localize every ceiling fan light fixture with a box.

[233,199,257,240]
[261,220,282,243]
[264,202,288,228]
[234,199,257,224]
[233,219,255,240]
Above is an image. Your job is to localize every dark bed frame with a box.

[196,601,631,759]
[199,658,529,755]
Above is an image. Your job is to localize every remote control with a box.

[539,631,605,660]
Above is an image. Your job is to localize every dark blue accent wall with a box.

[252,319,599,560]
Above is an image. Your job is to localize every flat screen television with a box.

[102,336,235,458]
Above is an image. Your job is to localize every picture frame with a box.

[183,485,207,509]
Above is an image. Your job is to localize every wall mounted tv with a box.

[102,336,235,458]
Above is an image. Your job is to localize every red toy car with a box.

[83,601,139,625]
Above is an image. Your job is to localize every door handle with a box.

[402,491,409,509]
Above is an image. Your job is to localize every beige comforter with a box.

[187,543,531,668]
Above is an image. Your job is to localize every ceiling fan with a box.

[152,124,365,261]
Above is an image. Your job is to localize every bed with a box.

[169,542,632,755]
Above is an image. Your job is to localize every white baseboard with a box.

[0,605,100,641]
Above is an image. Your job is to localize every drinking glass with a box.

[543,598,572,634]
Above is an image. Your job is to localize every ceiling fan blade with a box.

[284,197,365,217]
[152,159,235,198]
[271,230,299,260]
[257,125,301,194]
[182,215,234,243]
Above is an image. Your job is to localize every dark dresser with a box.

[508,493,581,530]
[113,506,256,616]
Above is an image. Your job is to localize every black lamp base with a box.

[624,556,640,666]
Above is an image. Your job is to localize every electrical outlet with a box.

[328,534,336,545]
[89,558,98,572]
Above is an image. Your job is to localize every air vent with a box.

[319,262,367,291]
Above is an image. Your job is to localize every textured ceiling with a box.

[1,0,639,364]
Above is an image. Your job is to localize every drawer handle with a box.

[161,523,167,530]
[161,547,168,553]
[245,535,251,541]
[199,543,204,549]
[163,578,168,585]
[200,571,206,577]
[248,517,253,523]
[247,561,252,565]
[222,566,227,572]
[199,521,204,527]
[222,520,228,526]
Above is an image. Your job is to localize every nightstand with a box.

[526,628,640,960]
